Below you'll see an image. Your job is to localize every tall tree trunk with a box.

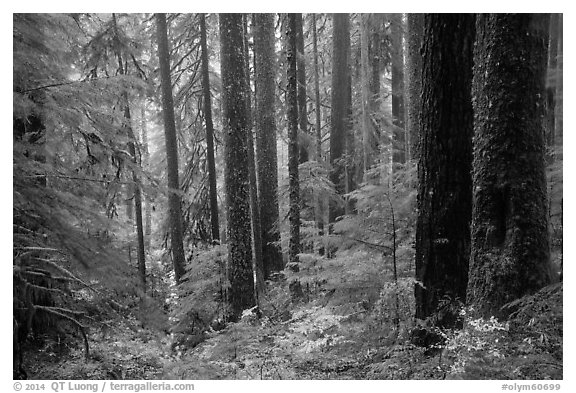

[544,13,559,150]
[243,14,264,298]
[156,13,186,283]
[219,13,256,319]
[311,13,325,256]
[406,13,424,161]
[329,13,351,226]
[369,14,382,154]
[390,14,406,164]
[124,104,147,291]
[360,14,371,178]
[200,13,220,243]
[254,13,284,278]
[140,104,152,245]
[467,14,552,318]
[296,13,309,164]
[287,13,301,264]
[414,14,475,327]
[112,13,146,291]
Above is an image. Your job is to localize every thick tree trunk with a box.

[329,13,351,226]
[390,14,406,164]
[156,13,187,283]
[243,14,264,297]
[414,14,475,327]
[287,13,301,264]
[554,14,563,153]
[406,13,424,161]
[200,13,220,243]
[467,14,552,318]
[369,14,382,151]
[254,13,283,278]
[219,13,256,319]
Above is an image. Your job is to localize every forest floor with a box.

[24,279,562,380]
[22,155,563,381]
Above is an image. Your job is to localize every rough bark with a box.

[390,14,406,164]
[243,14,264,297]
[406,13,424,160]
[219,13,256,319]
[369,14,382,149]
[200,13,220,243]
[156,13,187,283]
[254,13,283,277]
[329,13,351,225]
[414,14,475,327]
[467,14,552,318]
[554,14,562,152]
[287,13,301,264]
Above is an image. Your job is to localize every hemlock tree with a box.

[254,13,283,278]
[415,14,475,326]
[329,13,351,227]
[287,13,301,264]
[219,13,256,319]
[467,14,552,318]
[156,13,187,283]
[199,13,220,243]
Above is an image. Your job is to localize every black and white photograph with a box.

[10,6,567,390]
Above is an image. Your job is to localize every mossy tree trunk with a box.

[467,14,552,318]
[415,14,475,326]
[219,13,256,319]
[254,13,283,278]
[156,13,187,283]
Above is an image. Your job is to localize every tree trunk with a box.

[360,14,371,178]
[243,14,265,297]
[112,13,146,291]
[200,13,220,243]
[287,13,301,265]
[296,14,309,164]
[254,13,284,278]
[368,14,382,153]
[140,104,152,245]
[554,14,562,154]
[156,13,186,283]
[124,104,147,291]
[467,14,552,318]
[219,13,256,319]
[390,14,406,164]
[406,13,424,160]
[414,14,475,327]
[329,13,351,226]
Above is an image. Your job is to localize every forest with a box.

[13,13,563,382]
